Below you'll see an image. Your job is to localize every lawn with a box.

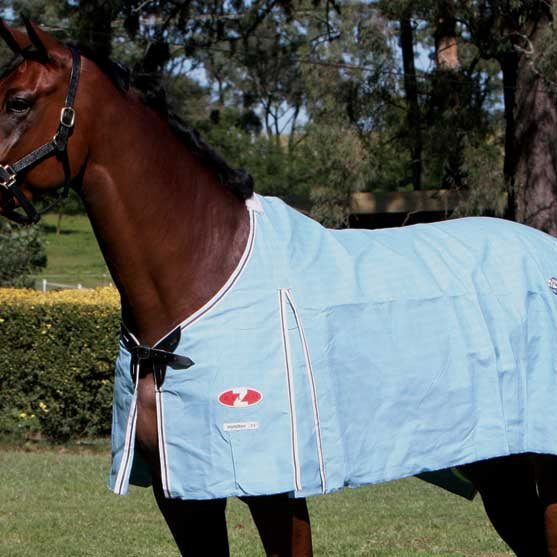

[35,214,110,289]
[0,447,512,556]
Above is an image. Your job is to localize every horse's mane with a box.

[73,43,255,201]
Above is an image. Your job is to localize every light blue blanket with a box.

[109,194,557,500]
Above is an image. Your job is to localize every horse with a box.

[1,21,557,556]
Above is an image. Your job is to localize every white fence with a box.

[39,279,84,292]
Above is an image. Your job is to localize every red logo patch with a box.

[218,388,262,408]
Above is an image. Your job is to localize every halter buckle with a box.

[60,106,75,128]
[0,165,16,189]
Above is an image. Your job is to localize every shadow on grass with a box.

[40,223,80,235]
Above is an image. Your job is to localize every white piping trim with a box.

[279,289,302,492]
[153,208,257,346]
[156,388,172,498]
[284,289,327,494]
[245,193,263,213]
[114,364,139,495]
[127,329,140,345]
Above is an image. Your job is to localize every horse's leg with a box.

[152,479,229,556]
[532,454,557,556]
[135,371,230,556]
[460,454,547,556]
[241,494,313,557]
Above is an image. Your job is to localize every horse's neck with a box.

[80,97,249,345]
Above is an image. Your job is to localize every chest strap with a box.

[121,325,194,389]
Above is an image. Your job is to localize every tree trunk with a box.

[434,2,459,71]
[510,10,557,234]
[432,2,464,188]
[400,14,422,190]
[500,51,518,222]
[56,210,63,236]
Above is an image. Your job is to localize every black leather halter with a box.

[0,47,81,225]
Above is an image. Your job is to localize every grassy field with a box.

[35,214,110,289]
[0,447,512,557]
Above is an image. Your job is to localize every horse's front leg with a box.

[152,478,229,556]
[136,371,230,556]
[241,494,313,557]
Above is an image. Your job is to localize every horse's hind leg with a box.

[533,454,557,556]
[241,494,313,556]
[460,454,547,556]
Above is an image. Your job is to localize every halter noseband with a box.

[0,47,81,225]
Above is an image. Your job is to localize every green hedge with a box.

[0,288,120,442]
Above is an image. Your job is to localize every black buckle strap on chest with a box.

[0,47,81,225]
[121,325,195,389]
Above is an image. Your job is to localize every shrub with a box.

[0,287,120,442]
[0,221,47,287]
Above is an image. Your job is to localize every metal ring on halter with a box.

[0,165,16,189]
[60,106,76,128]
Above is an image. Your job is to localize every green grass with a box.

[0,448,512,556]
[35,214,110,289]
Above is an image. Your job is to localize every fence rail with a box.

[39,279,84,292]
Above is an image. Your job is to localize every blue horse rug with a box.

[109,194,557,500]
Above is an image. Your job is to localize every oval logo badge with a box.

[218,387,262,408]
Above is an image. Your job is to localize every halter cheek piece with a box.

[0,47,81,225]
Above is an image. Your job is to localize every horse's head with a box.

[0,20,86,224]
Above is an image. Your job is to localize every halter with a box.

[0,47,81,225]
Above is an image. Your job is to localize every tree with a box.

[399,6,423,190]
[424,0,502,208]
[462,1,557,233]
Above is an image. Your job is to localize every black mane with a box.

[73,43,254,200]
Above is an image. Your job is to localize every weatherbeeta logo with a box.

[548,277,557,295]
[218,388,263,407]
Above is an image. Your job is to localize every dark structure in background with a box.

[348,190,465,229]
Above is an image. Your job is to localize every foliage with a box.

[197,107,309,198]
[0,287,120,442]
[0,220,47,287]
[452,136,507,218]
[304,122,368,228]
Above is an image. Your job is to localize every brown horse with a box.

[0,21,556,556]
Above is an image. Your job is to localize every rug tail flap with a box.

[416,468,477,500]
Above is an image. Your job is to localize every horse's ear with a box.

[21,19,63,58]
[0,19,28,56]
[22,17,49,62]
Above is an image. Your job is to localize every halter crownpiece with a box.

[0,44,81,224]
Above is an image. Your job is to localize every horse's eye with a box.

[5,97,31,114]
